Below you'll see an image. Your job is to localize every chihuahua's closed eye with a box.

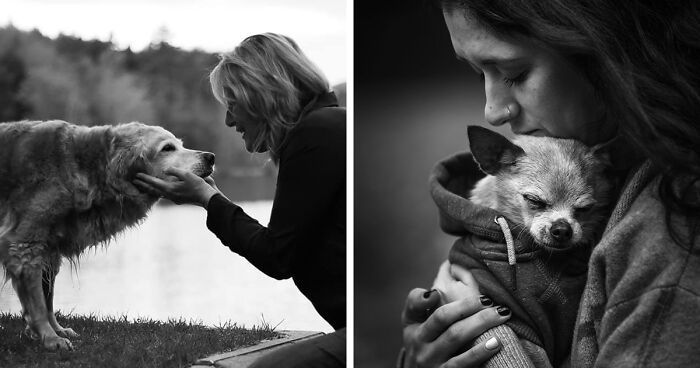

[468,126,613,250]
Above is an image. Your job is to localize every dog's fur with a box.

[0,120,215,350]
[468,125,612,250]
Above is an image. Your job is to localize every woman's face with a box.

[443,10,611,144]
[225,103,268,153]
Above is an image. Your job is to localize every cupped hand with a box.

[400,261,510,368]
[133,167,220,207]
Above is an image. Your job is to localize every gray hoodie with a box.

[430,151,594,367]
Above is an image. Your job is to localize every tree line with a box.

[0,25,345,183]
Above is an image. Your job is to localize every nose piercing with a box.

[506,105,512,119]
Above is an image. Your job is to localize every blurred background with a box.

[354,0,511,366]
[0,0,345,333]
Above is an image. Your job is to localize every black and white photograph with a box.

[0,0,346,366]
[356,1,700,368]
[3,0,700,367]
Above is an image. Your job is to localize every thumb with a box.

[164,166,190,180]
[402,288,442,325]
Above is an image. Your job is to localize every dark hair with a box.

[437,0,700,246]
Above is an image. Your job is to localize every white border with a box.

[345,0,354,365]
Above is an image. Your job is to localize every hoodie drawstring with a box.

[495,216,518,291]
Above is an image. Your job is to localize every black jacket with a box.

[206,92,346,330]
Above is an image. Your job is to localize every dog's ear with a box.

[589,141,613,168]
[467,125,525,175]
[106,133,149,197]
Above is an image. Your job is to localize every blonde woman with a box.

[134,33,346,367]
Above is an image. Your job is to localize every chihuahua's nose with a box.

[202,152,215,166]
[550,220,572,241]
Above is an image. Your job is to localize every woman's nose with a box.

[484,104,511,126]
[483,79,515,126]
[485,103,520,127]
[225,110,236,127]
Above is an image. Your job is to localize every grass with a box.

[0,311,280,368]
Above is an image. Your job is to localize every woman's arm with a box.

[204,126,344,279]
[135,123,344,280]
[439,264,539,368]
[400,261,511,368]
[590,288,700,367]
[570,175,700,367]
[572,253,700,367]
[439,263,539,368]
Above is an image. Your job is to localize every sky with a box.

[0,0,347,85]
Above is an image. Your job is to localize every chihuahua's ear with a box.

[589,142,613,167]
[468,125,525,175]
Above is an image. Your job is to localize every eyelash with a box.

[575,204,595,215]
[503,71,527,87]
[523,194,548,209]
[477,71,528,87]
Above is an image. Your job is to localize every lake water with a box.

[0,201,332,333]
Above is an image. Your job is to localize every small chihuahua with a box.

[468,125,613,250]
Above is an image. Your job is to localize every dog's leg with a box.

[43,255,79,338]
[7,242,73,351]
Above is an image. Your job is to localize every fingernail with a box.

[479,295,493,306]
[423,289,437,299]
[485,337,499,350]
[496,306,511,316]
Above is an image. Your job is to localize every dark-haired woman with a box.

[135,33,345,367]
[400,1,700,367]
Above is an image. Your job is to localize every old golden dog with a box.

[0,120,214,350]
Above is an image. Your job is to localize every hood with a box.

[429,151,539,257]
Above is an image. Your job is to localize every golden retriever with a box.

[0,120,214,350]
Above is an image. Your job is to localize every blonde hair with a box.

[209,33,329,161]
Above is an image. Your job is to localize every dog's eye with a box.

[575,204,594,215]
[523,194,547,209]
[161,144,176,152]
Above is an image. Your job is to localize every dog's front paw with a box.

[22,325,40,340]
[55,327,79,338]
[43,335,73,351]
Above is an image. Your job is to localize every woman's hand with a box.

[133,167,220,207]
[400,261,510,368]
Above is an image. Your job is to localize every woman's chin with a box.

[242,139,254,152]
[243,142,269,154]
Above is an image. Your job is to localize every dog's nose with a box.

[550,219,572,241]
[202,152,215,166]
